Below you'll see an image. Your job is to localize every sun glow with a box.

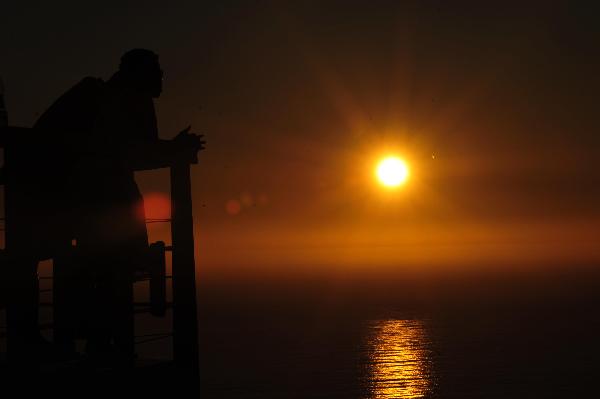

[376,156,409,188]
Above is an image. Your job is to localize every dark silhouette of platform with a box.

[1,124,203,394]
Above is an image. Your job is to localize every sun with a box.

[375,156,409,188]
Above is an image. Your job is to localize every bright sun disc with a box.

[376,156,409,187]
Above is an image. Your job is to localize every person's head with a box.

[116,48,163,98]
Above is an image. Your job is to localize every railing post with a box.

[170,161,200,388]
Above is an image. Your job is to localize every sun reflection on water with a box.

[366,319,434,398]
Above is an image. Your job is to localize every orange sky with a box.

[3,2,600,277]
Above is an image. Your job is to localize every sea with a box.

[8,263,600,398]
[189,267,599,398]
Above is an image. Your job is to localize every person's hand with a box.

[174,125,206,152]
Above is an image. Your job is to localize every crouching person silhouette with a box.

[9,48,204,367]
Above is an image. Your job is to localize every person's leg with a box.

[6,258,40,365]
[52,246,88,354]
[77,188,149,365]
[106,192,148,363]
[85,255,113,357]
[111,252,135,362]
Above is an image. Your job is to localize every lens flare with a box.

[376,156,409,187]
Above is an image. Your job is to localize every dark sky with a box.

[2,2,599,274]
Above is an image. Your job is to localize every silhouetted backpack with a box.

[8,77,107,255]
[28,76,107,198]
[34,76,105,141]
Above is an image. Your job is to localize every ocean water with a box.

[3,266,599,397]
[194,269,600,398]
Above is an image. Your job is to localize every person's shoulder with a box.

[33,77,107,129]
[55,77,105,101]
[70,77,109,105]
[75,76,105,91]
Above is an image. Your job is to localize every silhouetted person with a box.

[7,49,203,366]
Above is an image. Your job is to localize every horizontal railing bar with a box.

[136,332,173,338]
[134,302,173,307]
[135,334,173,345]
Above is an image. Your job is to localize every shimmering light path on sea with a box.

[363,319,434,398]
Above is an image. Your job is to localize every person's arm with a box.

[121,128,206,171]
